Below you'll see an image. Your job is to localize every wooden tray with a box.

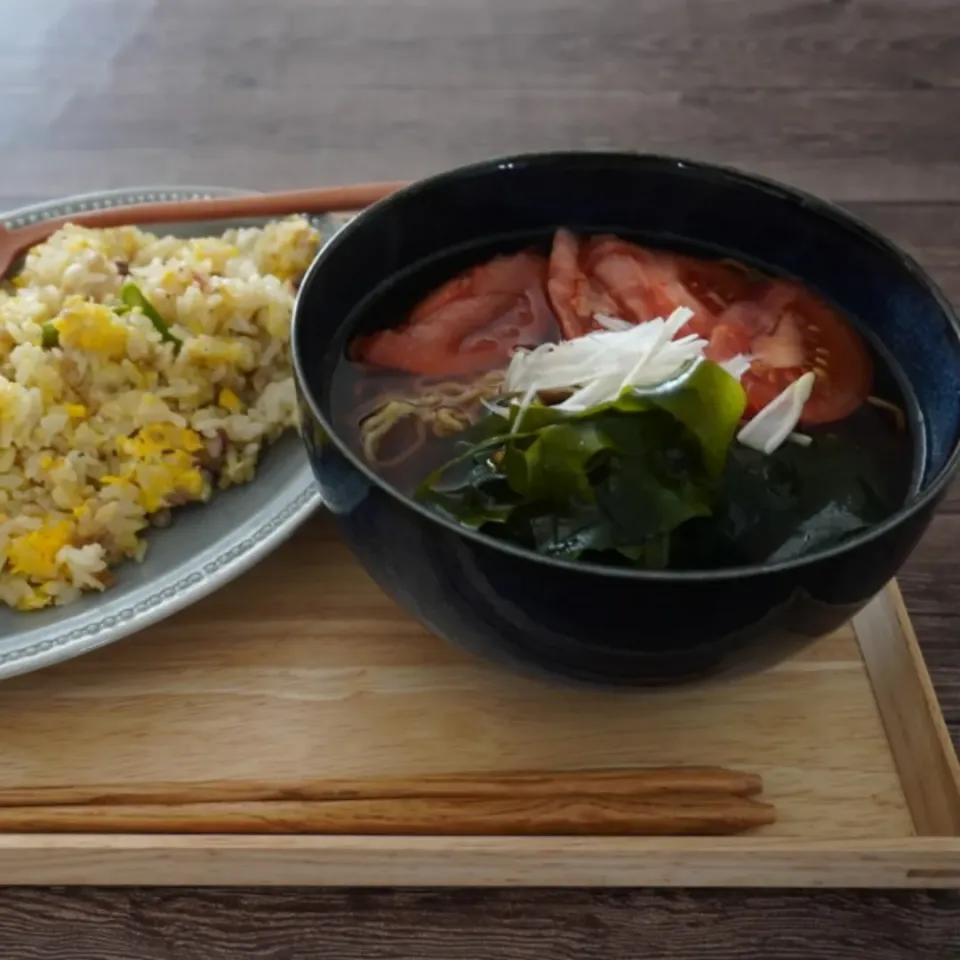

[1,514,959,888]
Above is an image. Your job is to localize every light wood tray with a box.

[1,514,959,887]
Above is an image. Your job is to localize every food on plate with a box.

[0,216,320,610]
[330,229,915,571]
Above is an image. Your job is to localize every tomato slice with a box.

[584,237,716,327]
[545,229,621,339]
[709,282,872,425]
[704,322,753,361]
[354,252,557,376]
[356,234,872,428]
[676,257,760,313]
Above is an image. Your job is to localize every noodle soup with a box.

[327,229,917,571]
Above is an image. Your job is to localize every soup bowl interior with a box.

[293,153,960,686]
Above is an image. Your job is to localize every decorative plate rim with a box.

[0,185,323,680]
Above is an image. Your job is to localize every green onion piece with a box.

[41,322,59,349]
[120,282,182,352]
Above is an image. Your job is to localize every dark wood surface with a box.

[1,0,959,955]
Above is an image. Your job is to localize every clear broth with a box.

[326,230,921,569]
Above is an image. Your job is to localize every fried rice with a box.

[0,215,320,611]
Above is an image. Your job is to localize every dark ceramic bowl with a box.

[292,153,960,686]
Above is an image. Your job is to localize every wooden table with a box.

[1,0,959,955]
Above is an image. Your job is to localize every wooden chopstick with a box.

[0,767,763,808]
[0,794,776,836]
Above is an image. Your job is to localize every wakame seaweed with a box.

[414,362,898,570]
[415,362,746,569]
[670,437,897,569]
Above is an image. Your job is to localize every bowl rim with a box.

[293,150,960,582]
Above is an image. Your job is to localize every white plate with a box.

[0,186,325,678]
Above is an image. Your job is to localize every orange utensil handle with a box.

[4,181,408,265]
[64,182,408,228]
[0,795,776,836]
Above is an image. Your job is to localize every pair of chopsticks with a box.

[0,768,775,836]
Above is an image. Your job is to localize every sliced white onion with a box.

[504,309,819,459]
[481,399,510,418]
[593,312,633,332]
[505,307,708,413]
[511,384,539,433]
[736,372,816,455]
[718,353,753,382]
[617,307,694,393]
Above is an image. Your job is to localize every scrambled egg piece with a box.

[183,335,257,369]
[218,388,243,412]
[117,422,204,459]
[104,423,208,512]
[7,520,75,582]
[189,239,239,273]
[54,299,128,359]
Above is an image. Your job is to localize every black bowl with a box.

[292,153,960,686]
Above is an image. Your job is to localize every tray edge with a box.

[852,583,960,836]
[0,835,958,888]
[3,585,959,887]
